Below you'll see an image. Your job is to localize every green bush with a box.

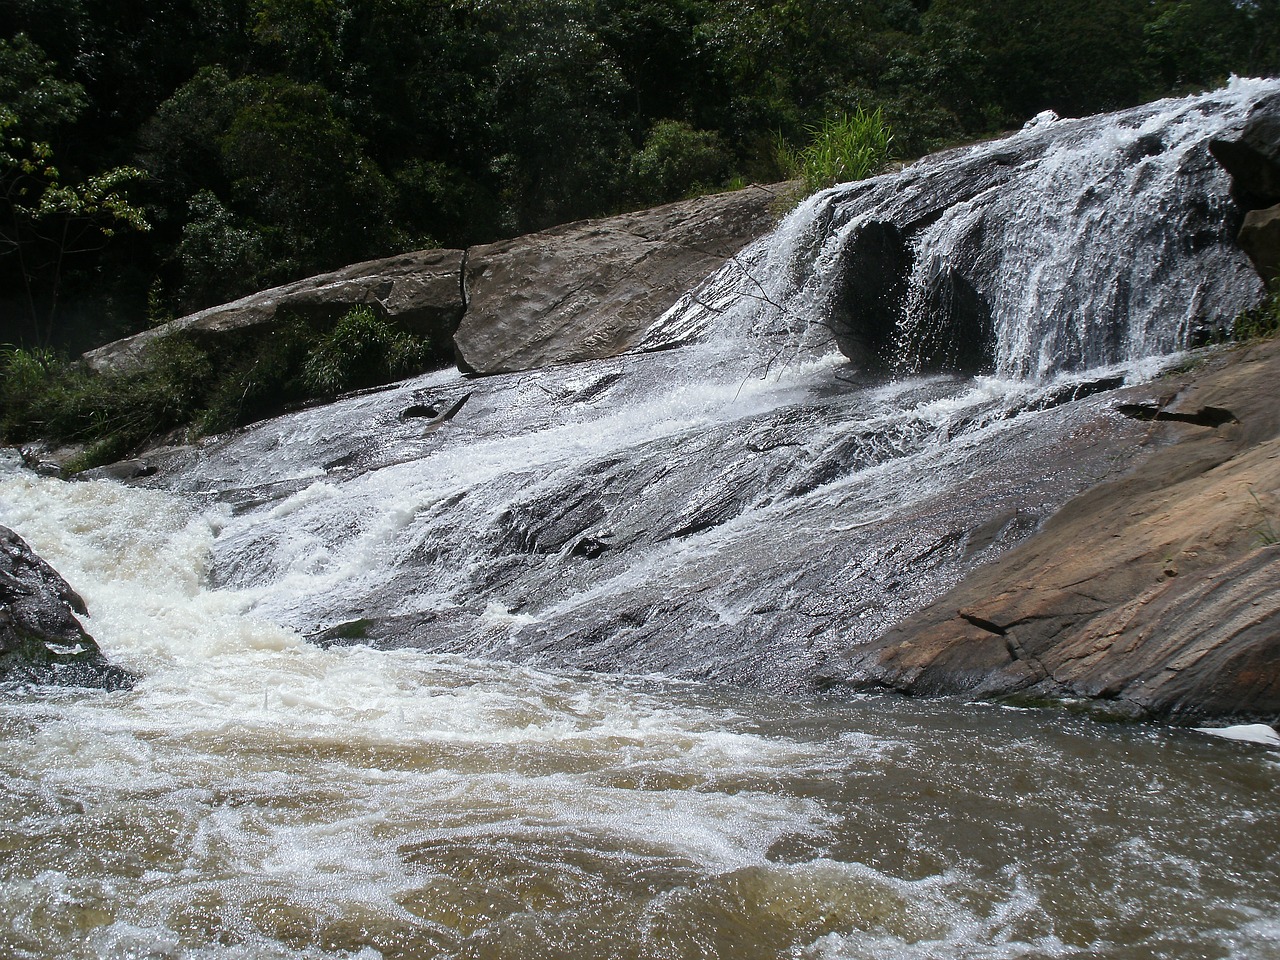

[776,108,895,195]
[1,308,434,472]
[629,120,732,205]
[302,306,432,396]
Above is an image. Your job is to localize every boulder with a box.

[85,186,789,380]
[844,339,1280,720]
[453,183,789,375]
[1209,92,1280,210]
[84,248,466,374]
[0,526,134,689]
[1238,202,1280,285]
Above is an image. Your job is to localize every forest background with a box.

[2,0,1278,356]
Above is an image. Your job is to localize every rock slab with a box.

[0,525,134,689]
[453,183,789,374]
[845,340,1280,720]
[84,249,466,374]
[84,185,789,380]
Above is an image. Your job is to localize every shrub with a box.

[629,120,732,205]
[1,309,433,473]
[776,108,895,195]
[302,306,432,397]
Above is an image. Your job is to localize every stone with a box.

[1209,92,1280,210]
[453,183,789,374]
[844,338,1280,720]
[1237,202,1280,285]
[84,248,466,374]
[0,526,134,689]
[832,220,911,370]
[85,185,789,381]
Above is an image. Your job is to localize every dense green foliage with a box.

[1,0,1277,354]
[0,307,432,471]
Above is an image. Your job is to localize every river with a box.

[2,461,1279,959]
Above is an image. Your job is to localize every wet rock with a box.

[844,340,1280,721]
[1208,92,1280,209]
[832,221,912,369]
[453,184,789,374]
[1237,202,1280,285]
[0,526,134,690]
[83,248,466,374]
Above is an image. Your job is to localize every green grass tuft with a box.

[776,108,895,196]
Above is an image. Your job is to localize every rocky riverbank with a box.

[0,523,134,689]
[845,339,1280,720]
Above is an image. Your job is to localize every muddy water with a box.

[2,468,1278,960]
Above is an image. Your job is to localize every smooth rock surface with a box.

[1209,91,1280,209]
[85,185,788,380]
[1238,202,1280,285]
[846,339,1280,720]
[453,183,789,374]
[84,249,466,373]
[0,525,134,689]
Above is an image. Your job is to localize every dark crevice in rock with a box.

[960,611,1008,636]
[1115,403,1239,427]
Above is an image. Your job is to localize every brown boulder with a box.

[453,183,788,374]
[847,339,1280,720]
[84,248,465,374]
[1238,202,1280,285]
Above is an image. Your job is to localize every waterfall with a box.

[649,77,1272,380]
[109,78,1276,689]
[4,81,1280,960]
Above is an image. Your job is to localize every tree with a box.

[0,35,148,346]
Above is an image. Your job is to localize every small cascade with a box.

[652,77,1274,379]
[73,79,1276,691]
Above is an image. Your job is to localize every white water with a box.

[652,78,1273,377]
[4,80,1280,958]
[3,463,1280,959]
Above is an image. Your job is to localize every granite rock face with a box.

[1209,92,1280,210]
[453,183,789,374]
[845,340,1280,720]
[1210,92,1280,284]
[83,249,466,374]
[1238,203,1280,285]
[84,185,788,379]
[0,525,134,689]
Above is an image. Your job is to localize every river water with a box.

[2,462,1279,960]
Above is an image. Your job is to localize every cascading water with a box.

[2,79,1279,959]
[651,80,1267,378]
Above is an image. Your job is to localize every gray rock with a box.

[453,184,789,374]
[84,248,466,374]
[0,525,135,689]
[1209,92,1280,209]
[1238,202,1280,285]
[85,186,789,381]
